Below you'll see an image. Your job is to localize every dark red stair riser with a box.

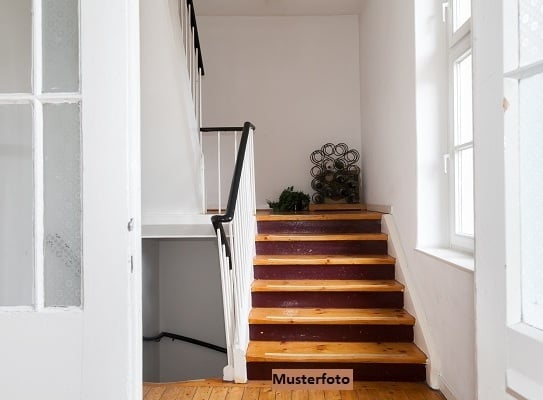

[249,324,414,342]
[253,264,395,280]
[251,291,404,309]
[247,362,426,382]
[256,240,387,255]
[257,220,382,235]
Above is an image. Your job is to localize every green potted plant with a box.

[267,186,310,212]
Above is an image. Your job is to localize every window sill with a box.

[415,247,474,273]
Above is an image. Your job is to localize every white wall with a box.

[359,1,476,399]
[142,238,227,382]
[198,16,362,208]
[142,239,160,382]
[158,239,227,382]
[140,0,204,220]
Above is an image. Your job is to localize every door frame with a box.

[472,0,508,398]
[79,0,142,398]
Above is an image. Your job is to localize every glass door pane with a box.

[44,103,82,307]
[519,72,543,330]
[0,0,32,93]
[0,104,34,306]
[43,0,80,92]
[519,0,543,67]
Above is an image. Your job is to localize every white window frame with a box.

[445,0,474,252]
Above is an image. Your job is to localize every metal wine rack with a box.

[310,143,360,204]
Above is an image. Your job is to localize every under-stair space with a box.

[246,210,427,381]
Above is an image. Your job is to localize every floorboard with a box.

[143,379,445,400]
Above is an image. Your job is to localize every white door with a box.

[0,1,141,399]
[504,0,543,398]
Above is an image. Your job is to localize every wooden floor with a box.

[143,379,445,400]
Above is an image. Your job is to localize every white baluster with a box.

[188,21,193,83]
[180,0,186,53]
[193,48,198,104]
[195,68,200,129]
[198,69,203,128]
[185,4,189,60]
[217,131,221,213]
[234,131,238,163]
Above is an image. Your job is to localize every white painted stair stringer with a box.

[381,214,441,390]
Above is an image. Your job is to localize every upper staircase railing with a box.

[179,0,204,128]
[203,122,256,382]
[181,0,256,383]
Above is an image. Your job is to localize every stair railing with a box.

[206,122,256,383]
[179,0,204,128]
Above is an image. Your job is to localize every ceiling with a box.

[194,0,362,16]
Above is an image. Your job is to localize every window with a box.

[453,0,471,32]
[445,0,473,251]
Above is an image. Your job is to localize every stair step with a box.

[254,255,396,280]
[251,280,404,308]
[256,233,387,241]
[257,220,382,234]
[255,234,388,256]
[246,341,427,364]
[249,308,414,325]
[249,308,415,342]
[251,279,404,292]
[257,212,382,235]
[254,254,395,265]
[308,203,366,211]
[256,211,382,222]
[246,341,427,381]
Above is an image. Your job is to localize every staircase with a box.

[246,210,427,381]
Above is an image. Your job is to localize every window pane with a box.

[44,103,81,307]
[454,0,471,31]
[454,52,473,145]
[519,0,543,66]
[519,72,543,330]
[0,104,34,306]
[0,0,32,93]
[43,0,80,93]
[455,147,474,237]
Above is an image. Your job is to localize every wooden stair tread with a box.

[251,279,404,292]
[249,308,415,325]
[256,233,387,242]
[254,254,395,265]
[246,341,427,364]
[256,211,382,222]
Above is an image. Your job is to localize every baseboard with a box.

[366,204,393,214]
[439,376,461,400]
